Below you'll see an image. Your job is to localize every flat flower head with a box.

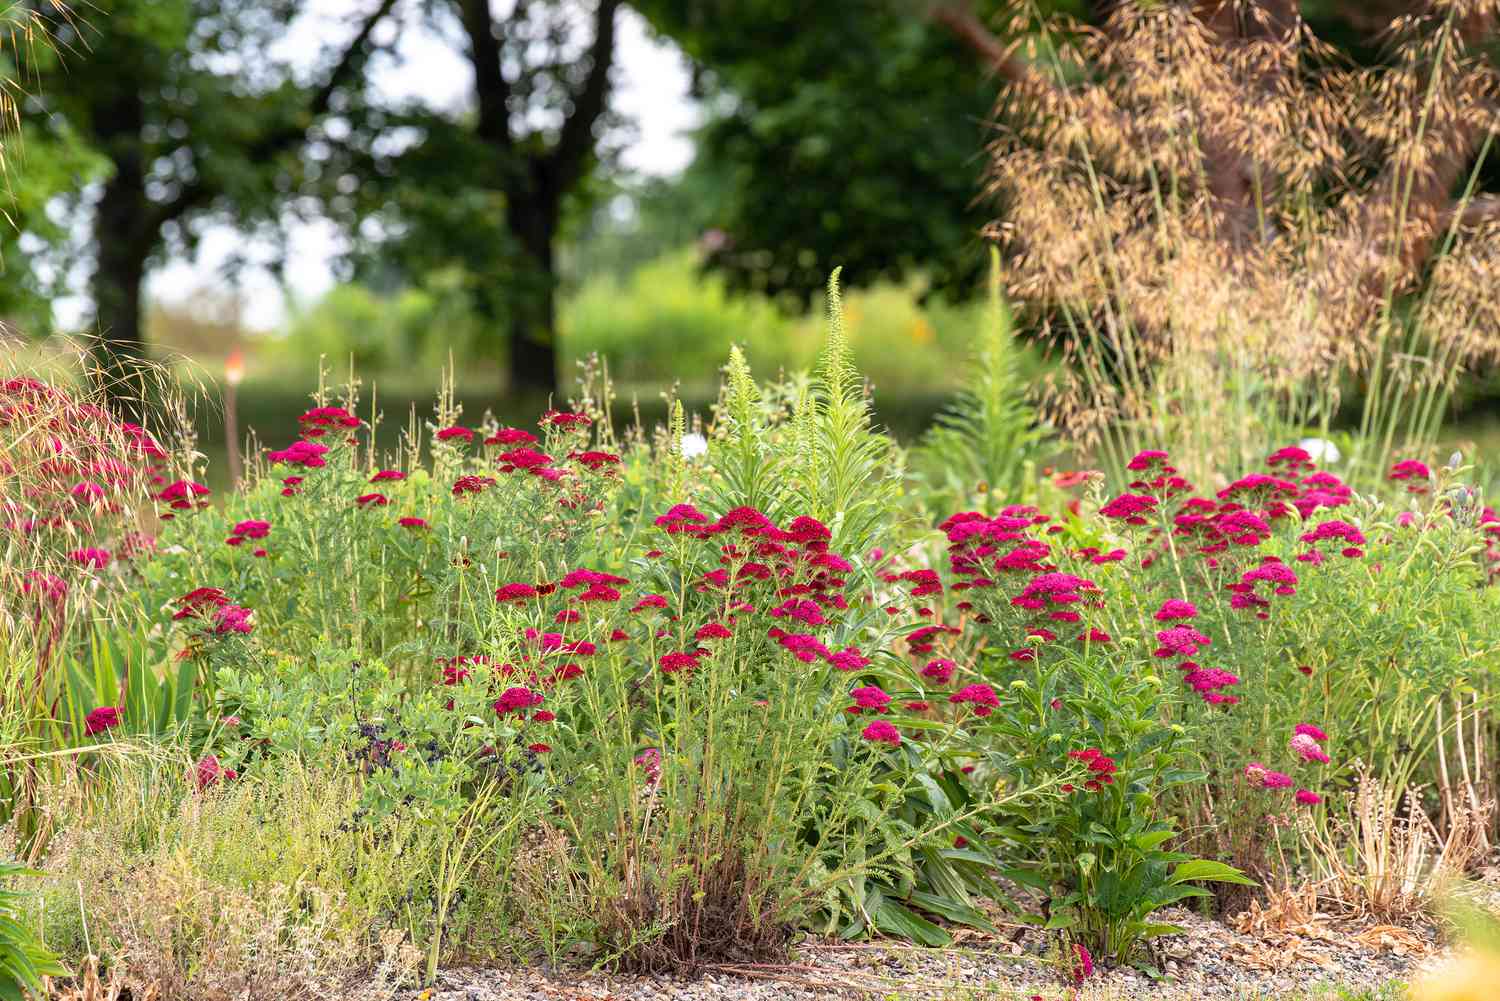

[777,632,831,663]
[659,651,700,674]
[828,647,870,672]
[266,441,329,469]
[494,686,544,715]
[578,584,622,603]
[85,705,123,736]
[570,450,621,470]
[1126,449,1172,471]
[559,568,629,589]
[785,515,832,546]
[435,426,475,443]
[540,410,591,429]
[850,685,892,713]
[1099,492,1157,525]
[1154,598,1198,621]
[211,604,254,635]
[1294,723,1328,742]
[861,720,901,746]
[485,427,537,446]
[921,658,956,684]
[654,503,710,531]
[1289,733,1331,764]
[1295,789,1322,806]
[1389,459,1431,481]
[630,594,669,613]
[496,448,552,471]
[70,480,107,502]
[948,683,999,716]
[1153,626,1212,658]
[68,547,111,569]
[194,754,236,791]
[230,519,270,539]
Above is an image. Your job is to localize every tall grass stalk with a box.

[987,0,1500,487]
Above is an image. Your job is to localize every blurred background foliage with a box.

[1,0,1499,472]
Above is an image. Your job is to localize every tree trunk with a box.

[88,89,153,424]
[506,198,559,396]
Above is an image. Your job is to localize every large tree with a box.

[325,0,625,395]
[633,0,1035,306]
[11,0,396,416]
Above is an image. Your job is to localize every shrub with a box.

[902,443,1497,946]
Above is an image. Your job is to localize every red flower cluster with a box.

[1065,747,1118,792]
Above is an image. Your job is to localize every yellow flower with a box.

[1410,951,1500,1001]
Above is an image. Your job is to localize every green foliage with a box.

[784,269,906,557]
[0,859,66,1001]
[957,624,1250,967]
[560,246,1001,397]
[561,249,798,385]
[271,276,486,375]
[914,249,1048,515]
[633,0,1020,304]
[28,756,437,996]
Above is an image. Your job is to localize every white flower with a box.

[680,432,708,459]
[1297,437,1341,465]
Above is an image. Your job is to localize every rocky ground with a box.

[406,899,1448,1001]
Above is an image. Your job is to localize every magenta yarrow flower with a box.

[211,604,254,635]
[828,647,870,672]
[486,427,537,446]
[1154,598,1198,621]
[630,594,669,613]
[559,568,629,589]
[84,705,123,736]
[1100,492,1157,525]
[1153,626,1212,658]
[861,720,901,746]
[267,440,329,468]
[1289,733,1331,764]
[1388,459,1431,482]
[948,683,999,716]
[850,685,892,713]
[1126,450,1172,472]
[195,754,237,791]
[68,547,111,569]
[70,480,107,502]
[921,658,957,684]
[659,651,700,674]
[494,686,544,715]
[1261,769,1294,789]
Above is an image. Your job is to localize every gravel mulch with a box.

[406,903,1446,1001]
